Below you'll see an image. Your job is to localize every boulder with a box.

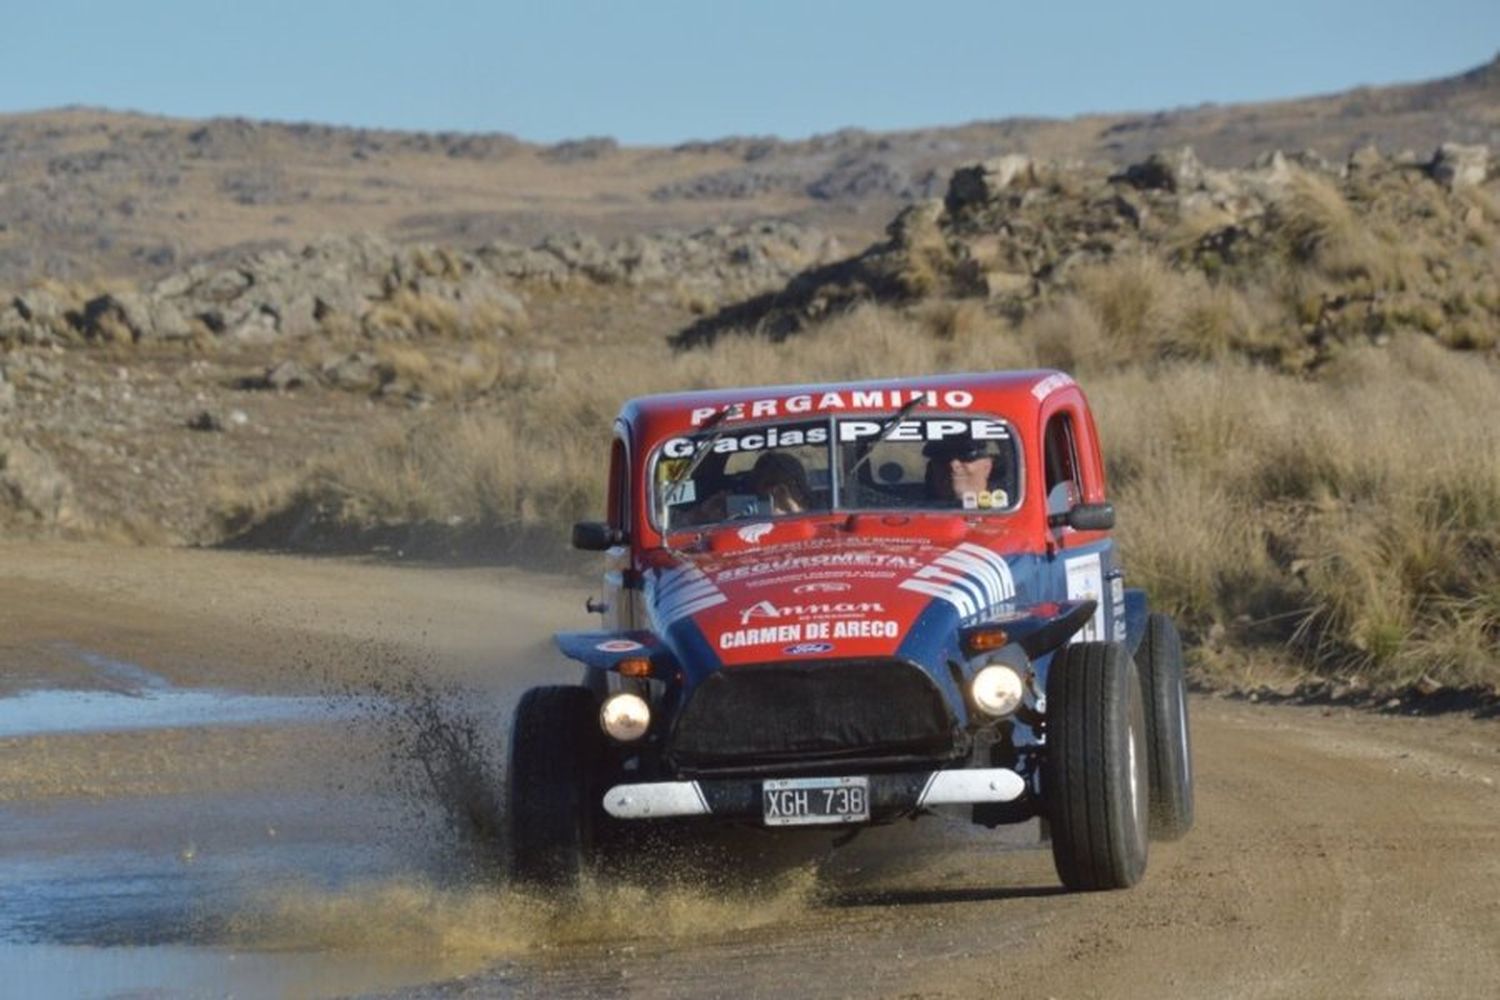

[0,437,80,526]
[265,359,311,390]
[1429,143,1489,189]
[320,351,382,391]
[946,155,1033,211]
[887,200,946,246]
[3,288,72,345]
[1346,144,1384,174]
[1115,147,1205,193]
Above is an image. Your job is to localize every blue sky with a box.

[2,1,1496,144]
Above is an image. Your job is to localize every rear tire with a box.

[1134,613,1195,840]
[1044,641,1149,891]
[507,686,599,890]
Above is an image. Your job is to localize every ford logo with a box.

[792,581,851,594]
[783,642,835,655]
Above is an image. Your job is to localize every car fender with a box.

[553,630,677,677]
[960,599,1098,664]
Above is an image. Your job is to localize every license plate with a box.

[762,776,870,826]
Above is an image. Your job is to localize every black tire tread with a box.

[1135,613,1195,841]
[507,685,598,888]
[1045,641,1149,891]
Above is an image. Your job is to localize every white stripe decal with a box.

[900,543,1015,621]
[649,564,727,631]
[943,548,1008,603]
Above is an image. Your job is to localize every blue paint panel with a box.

[1123,588,1151,656]
[894,599,969,719]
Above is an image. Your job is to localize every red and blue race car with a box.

[510,370,1193,891]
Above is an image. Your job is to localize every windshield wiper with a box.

[661,404,736,519]
[843,396,923,482]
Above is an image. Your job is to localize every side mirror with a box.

[1066,502,1115,532]
[573,521,626,551]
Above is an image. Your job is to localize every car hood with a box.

[645,517,1026,670]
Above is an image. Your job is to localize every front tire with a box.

[507,685,599,890]
[1044,641,1149,891]
[1134,613,1195,840]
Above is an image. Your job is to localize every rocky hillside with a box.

[2,55,1497,288]
[0,220,842,540]
[0,222,839,350]
[676,142,1500,368]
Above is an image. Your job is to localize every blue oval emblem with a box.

[783,642,834,656]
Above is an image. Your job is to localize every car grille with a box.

[668,659,958,772]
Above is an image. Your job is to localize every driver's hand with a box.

[768,484,803,514]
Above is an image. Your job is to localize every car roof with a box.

[620,370,1078,445]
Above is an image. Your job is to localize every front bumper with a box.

[603,767,1025,822]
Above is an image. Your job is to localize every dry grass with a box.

[1026,257,1266,368]
[1270,170,1406,287]
[1093,336,1500,687]
[361,289,520,341]
[231,278,1500,689]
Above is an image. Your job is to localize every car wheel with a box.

[1134,612,1195,840]
[507,685,599,890]
[1044,641,1150,891]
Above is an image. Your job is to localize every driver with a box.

[923,434,1008,510]
[747,451,811,514]
[677,450,811,526]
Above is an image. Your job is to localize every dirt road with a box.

[2,542,1497,998]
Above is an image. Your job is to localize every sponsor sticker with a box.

[714,552,921,583]
[783,642,835,656]
[793,581,851,594]
[662,479,696,505]
[739,600,886,625]
[690,388,976,426]
[720,619,899,649]
[837,416,1010,444]
[661,421,828,458]
[1065,553,1106,642]
[595,639,644,653]
[1030,372,1075,400]
[737,522,774,544]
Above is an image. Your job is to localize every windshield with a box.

[654,415,1021,531]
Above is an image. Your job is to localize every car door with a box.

[1040,400,1118,643]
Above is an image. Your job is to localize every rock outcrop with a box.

[673,145,1500,361]
[0,223,841,347]
[1429,142,1490,189]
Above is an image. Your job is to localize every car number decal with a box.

[1065,553,1105,641]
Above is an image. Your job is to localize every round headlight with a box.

[971,664,1025,718]
[600,693,651,742]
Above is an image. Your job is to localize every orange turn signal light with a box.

[617,657,653,678]
[962,627,1009,656]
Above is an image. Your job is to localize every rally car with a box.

[509,370,1193,892]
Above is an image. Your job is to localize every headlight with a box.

[600,693,651,742]
[971,664,1025,718]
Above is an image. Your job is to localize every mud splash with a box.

[225,867,822,960]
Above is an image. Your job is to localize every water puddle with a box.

[0,647,356,739]
[0,942,468,1000]
[0,646,1032,997]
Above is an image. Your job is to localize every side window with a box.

[606,437,629,531]
[1043,412,1081,516]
